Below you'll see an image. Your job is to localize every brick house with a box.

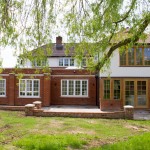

[0,36,150,110]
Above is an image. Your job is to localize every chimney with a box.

[56,36,63,50]
[56,36,62,44]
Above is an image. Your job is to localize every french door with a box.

[124,80,148,108]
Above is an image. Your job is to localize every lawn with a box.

[0,110,150,150]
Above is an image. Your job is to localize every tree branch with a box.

[113,0,136,24]
[96,12,150,70]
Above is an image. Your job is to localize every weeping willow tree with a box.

[64,0,150,71]
[0,0,150,72]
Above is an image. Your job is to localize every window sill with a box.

[18,96,41,99]
[61,96,89,98]
[0,96,7,98]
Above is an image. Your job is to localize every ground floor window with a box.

[19,79,40,97]
[103,79,120,100]
[0,79,6,96]
[61,80,88,97]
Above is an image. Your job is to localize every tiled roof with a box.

[32,43,75,57]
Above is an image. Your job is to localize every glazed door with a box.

[124,80,148,108]
[136,81,147,108]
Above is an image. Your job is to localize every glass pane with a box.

[104,80,110,99]
[144,48,150,65]
[75,81,80,95]
[59,58,63,66]
[70,59,74,66]
[69,80,74,95]
[0,80,5,95]
[136,48,143,65]
[125,81,134,106]
[27,80,32,91]
[64,59,69,66]
[128,48,134,65]
[82,81,87,96]
[114,80,120,99]
[34,80,39,91]
[20,80,25,91]
[120,51,126,65]
[62,80,67,95]
[137,81,147,106]
[81,58,86,67]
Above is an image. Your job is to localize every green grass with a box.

[14,134,87,150]
[92,132,150,150]
[0,110,150,150]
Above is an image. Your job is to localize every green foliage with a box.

[64,0,150,71]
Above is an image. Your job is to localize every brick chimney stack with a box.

[56,36,62,44]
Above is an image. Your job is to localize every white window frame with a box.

[59,58,74,67]
[61,79,88,97]
[0,79,6,97]
[33,59,47,67]
[19,79,40,98]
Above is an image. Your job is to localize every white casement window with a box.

[0,79,6,96]
[33,59,47,67]
[59,58,74,66]
[61,80,88,97]
[19,79,40,97]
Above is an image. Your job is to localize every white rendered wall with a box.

[101,50,150,77]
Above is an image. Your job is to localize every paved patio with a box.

[44,105,150,120]
[134,110,150,120]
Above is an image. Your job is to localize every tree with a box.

[64,0,150,71]
[0,0,150,71]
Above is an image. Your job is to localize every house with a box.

[0,35,150,110]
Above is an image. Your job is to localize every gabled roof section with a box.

[111,28,150,44]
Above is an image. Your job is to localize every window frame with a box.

[19,79,40,98]
[61,79,88,97]
[58,58,74,67]
[103,79,121,100]
[33,59,47,67]
[0,79,6,97]
[120,46,150,66]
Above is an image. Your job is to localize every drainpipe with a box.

[95,71,100,108]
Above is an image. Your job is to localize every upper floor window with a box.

[33,59,47,67]
[59,58,74,67]
[19,79,40,97]
[0,79,6,96]
[81,58,87,67]
[120,47,150,66]
[61,80,88,97]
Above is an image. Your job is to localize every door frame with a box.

[123,79,149,108]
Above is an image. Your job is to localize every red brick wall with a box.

[50,69,96,105]
[0,68,96,106]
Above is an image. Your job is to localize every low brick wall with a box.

[25,102,134,119]
[0,105,25,111]
[33,111,125,119]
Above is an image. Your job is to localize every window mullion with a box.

[32,80,33,96]
[80,80,82,96]
[74,80,75,96]
[67,80,69,96]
